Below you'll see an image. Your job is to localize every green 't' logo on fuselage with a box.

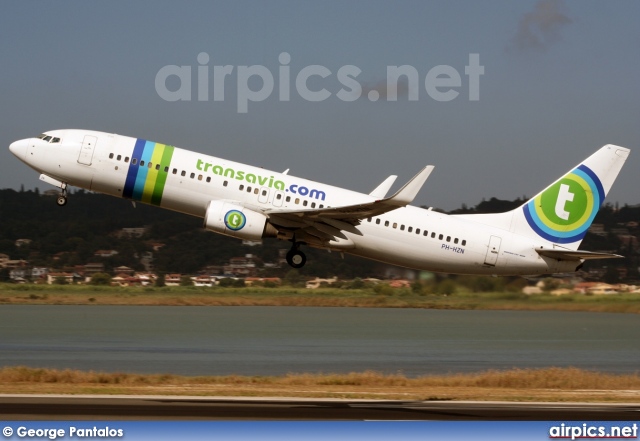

[224,210,246,231]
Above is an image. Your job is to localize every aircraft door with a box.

[258,187,270,204]
[78,135,97,166]
[484,235,502,266]
[272,190,284,207]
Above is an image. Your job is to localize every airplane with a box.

[8,129,630,276]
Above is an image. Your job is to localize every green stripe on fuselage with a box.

[151,145,175,206]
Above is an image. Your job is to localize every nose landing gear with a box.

[56,184,68,206]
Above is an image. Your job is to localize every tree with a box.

[284,269,305,287]
[90,272,112,286]
[53,276,68,285]
[155,273,166,287]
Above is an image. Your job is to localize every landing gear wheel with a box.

[286,249,307,269]
[56,183,69,207]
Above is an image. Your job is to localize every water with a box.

[0,306,638,376]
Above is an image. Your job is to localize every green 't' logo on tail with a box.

[523,164,604,244]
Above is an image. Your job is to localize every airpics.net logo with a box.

[155,52,484,113]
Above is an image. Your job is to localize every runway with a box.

[1,395,638,420]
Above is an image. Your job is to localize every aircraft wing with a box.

[264,165,433,242]
[536,249,623,261]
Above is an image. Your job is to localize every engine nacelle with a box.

[204,200,276,241]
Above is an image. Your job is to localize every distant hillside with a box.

[0,189,638,282]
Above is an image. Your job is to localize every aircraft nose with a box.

[9,138,29,160]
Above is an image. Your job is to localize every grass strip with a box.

[1,366,639,402]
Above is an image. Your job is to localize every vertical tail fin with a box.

[517,144,629,248]
[458,145,630,250]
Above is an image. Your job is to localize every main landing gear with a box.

[286,242,307,269]
[56,184,68,206]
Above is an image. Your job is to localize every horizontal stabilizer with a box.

[536,249,623,261]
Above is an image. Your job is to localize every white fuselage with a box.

[9,129,579,276]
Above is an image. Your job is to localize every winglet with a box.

[383,165,434,207]
[369,175,397,199]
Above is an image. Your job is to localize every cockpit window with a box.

[37,134,62,143]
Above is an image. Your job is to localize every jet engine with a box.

[204,200,277,241]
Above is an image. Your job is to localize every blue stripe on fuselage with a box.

[132,141,155,201]
[123,138,146,199]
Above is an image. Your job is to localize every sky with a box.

[1,0,638,211]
